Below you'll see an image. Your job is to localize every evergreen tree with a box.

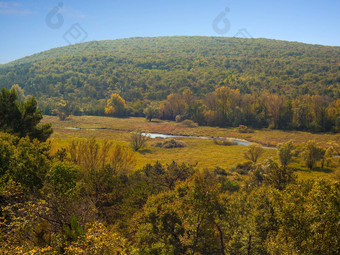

[0,88,52,141]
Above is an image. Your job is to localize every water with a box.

[142,132,209,140]
[64,127,81,130]
[142,132,276,149]
[62,128,276,149]
[64,127,99,131]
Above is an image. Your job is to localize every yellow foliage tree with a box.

[64,222,131,254]
[105,93,126,117]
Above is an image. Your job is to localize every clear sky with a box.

[1,0,339,64]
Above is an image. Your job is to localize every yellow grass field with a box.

[42,115,340,180]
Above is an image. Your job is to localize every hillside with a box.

[1,37,340,254]
[0,37,339,112]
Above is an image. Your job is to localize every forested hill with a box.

[0,36,339,110]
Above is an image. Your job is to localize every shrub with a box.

[181,119,199,128]
[175,115,184,122]
[213,138,236,146]
[237,125,254,133]
[131,129,149,151]
[219,178,240,192]
[244,144,264,163]
[153,139,187,149]
[68,137,135,173]
[213,167,231,176]
[231,161,254,175]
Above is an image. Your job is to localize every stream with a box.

[142,132,276,149]
[62,127,276,149]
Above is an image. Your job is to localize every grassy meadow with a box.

[42,115,340,180]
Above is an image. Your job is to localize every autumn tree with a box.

[215,86,241,126]
[244,144,265,163]
[64,222,129,254]
[181,89,206,124]
[159,93,186,120]
[292,95,313,130]
[105,93,126,117]
[311,95,331,131]
[140,161,195,192]
[327,99,340,132]
[262,93,285,129]
[68,137,135,173]
[56,99,72,121]
[110,144,135,175]
[130,129,149,151]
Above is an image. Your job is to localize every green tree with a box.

[46,162,79,195]
[0,132,51,191]
[136,173,224,254]
[0,132,16,178]
[0,87,22,134]
[301,141,325,169]
[10,84,26,102]
[11,137,51,191]
[263,159,296,190]
[0,88,52,142]
[277,141,295,167]
[143,104,158,122]
[268,180,339,254]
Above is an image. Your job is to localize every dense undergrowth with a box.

[0,133,339,254]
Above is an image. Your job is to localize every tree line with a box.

[157,87,340,132]
[101,87,340,132]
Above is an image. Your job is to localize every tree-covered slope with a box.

[0,36,339,110]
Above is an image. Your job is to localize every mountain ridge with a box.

[4,36,340,66]
[0,36,339,115]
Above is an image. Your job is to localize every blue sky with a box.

[1,0,339,64]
